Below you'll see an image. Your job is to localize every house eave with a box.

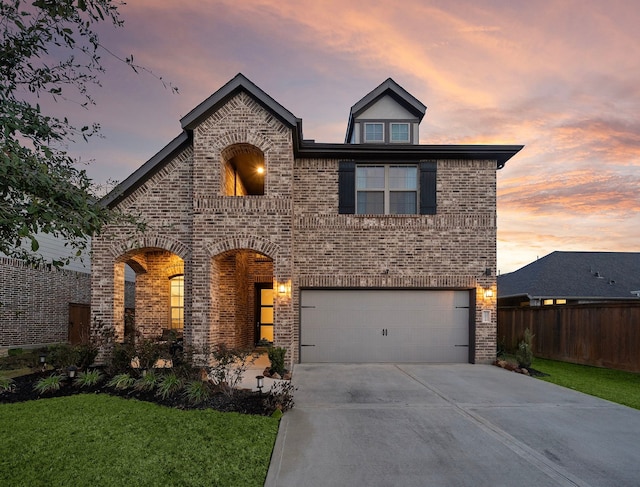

[296,141,523,168]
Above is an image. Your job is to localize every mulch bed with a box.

[1,370,270,415]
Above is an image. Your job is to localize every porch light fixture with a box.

[256,375,264,393]
[256,166,265,175]
[278,283,287,294]
[483,288,494,299]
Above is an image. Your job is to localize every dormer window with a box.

[359,121,413,144]
[364,123,384,142]
[391,123,409,142]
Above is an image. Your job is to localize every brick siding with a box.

[91,91,498,366]
[1,257,134,349]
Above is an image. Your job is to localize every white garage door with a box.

[300,290,470,363]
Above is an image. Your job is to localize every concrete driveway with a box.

[265,364,640,487]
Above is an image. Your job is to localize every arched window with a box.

[222,144,265,196]
[169,275,184,330]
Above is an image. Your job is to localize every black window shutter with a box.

[338,161,356,214]
[419,161,437,215]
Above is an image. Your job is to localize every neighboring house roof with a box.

[498,251,640,301]
[344,77,427,144]
[101,73,522,208]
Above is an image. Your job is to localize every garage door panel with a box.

[300,290,470,363]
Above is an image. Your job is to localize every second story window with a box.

[356,165,418,214]
[364,123,384,142]
[391,123,409,142]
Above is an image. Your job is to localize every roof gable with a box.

[181,73,301,131]
[498,251,640,300]
[345,78,426,143]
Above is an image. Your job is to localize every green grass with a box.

[0,394,279,487]
[532,357,640,410]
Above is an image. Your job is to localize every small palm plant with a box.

[74,369,104,388]
[183,380,211,405]
[33,374,65,395]
[0,376,15,394]
[156,372,182,400]
[107,373,135,390]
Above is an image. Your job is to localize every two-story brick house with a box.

[92,74,521,366]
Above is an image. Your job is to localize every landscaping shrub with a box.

[268,347,287,376]
[135,336,166,370]
[515,328,534,369]
[207,345,258,397]
[108,342,135,375]
[0,348,41,370]
[47,344,98,370]
[263,379,296,414]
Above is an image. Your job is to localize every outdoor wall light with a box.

[484,288,494,299]
[278,283,286,294]
[256,375,264,393]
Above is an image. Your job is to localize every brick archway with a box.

[205,235,280,264]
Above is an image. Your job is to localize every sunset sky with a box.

[42,0,640,274]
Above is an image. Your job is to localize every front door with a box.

[256,284,274,345]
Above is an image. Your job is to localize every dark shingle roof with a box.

[498,251,640,300]
[100,74,522,209]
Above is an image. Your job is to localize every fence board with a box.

[498,303,640,373]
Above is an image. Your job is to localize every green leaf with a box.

[30,237,39,252]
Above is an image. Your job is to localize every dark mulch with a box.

[1,370,270,415]
[527,368,550,378]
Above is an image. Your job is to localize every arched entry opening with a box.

[211,249,274,348]
[117,248,185,341]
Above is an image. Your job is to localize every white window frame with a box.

[364,122,384,142]
[390,123,410,142]
[356,164,418,215]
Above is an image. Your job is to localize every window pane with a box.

[261,308,274,324]
[391,123,409,141]
[357,191,384,214]
[356,166,384,189]
[365,123,384,141]
[389,191,417,214]
[389,166,417,190]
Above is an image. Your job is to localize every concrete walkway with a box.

[265,364,640,487]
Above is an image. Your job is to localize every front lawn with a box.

[0,394,279,486]
[532,357,640,410]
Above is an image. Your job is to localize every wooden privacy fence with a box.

[498,302,640,373]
